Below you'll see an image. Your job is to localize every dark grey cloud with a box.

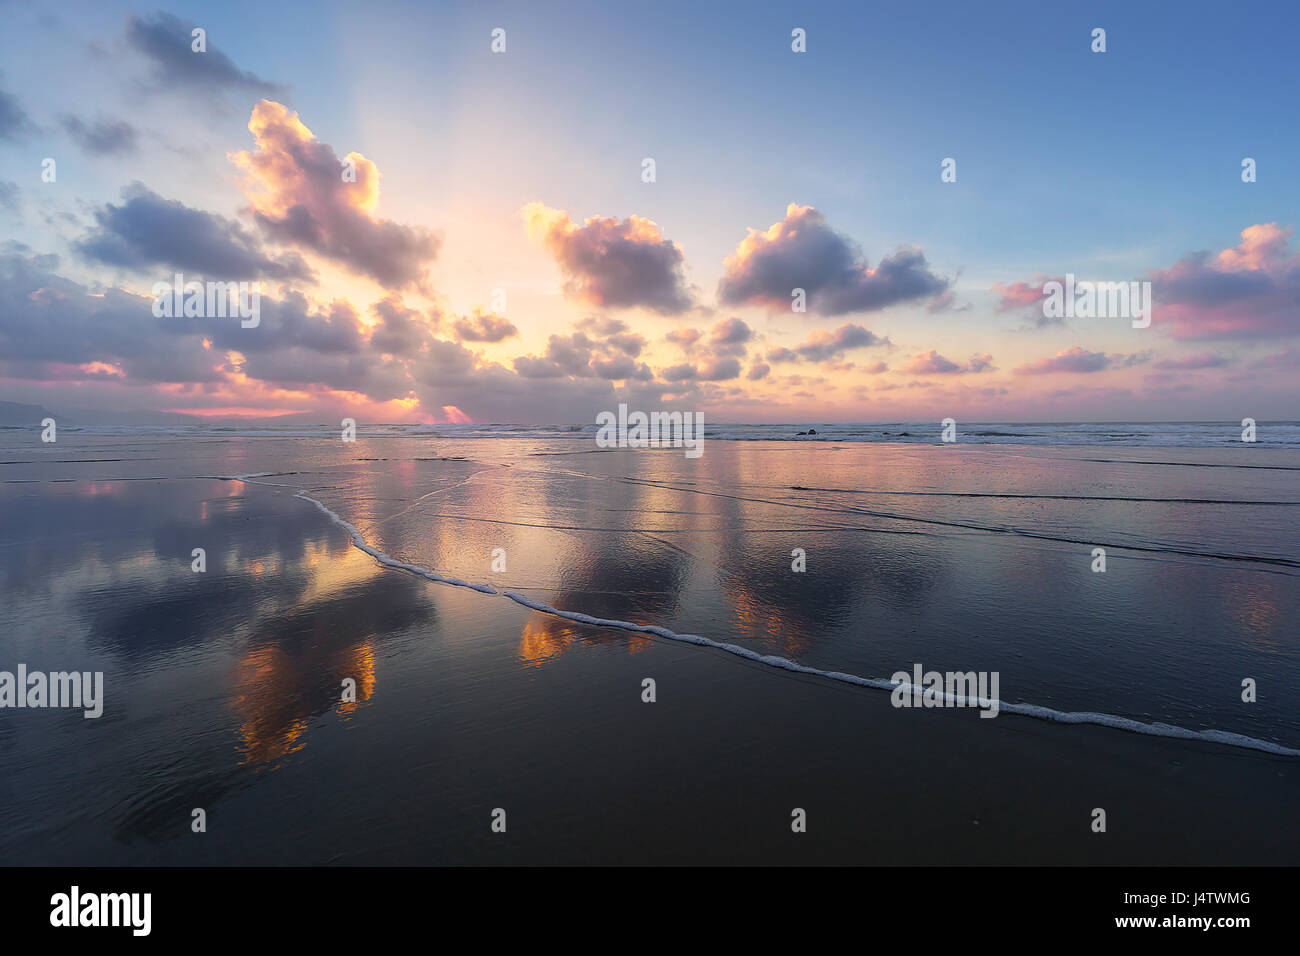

[544,332,596,375]
[204,294,365,356]
[0,248,681,422]
[0,248,224,384]
[661,357,741,382]
[511,327,653,381]
[76,184,314,281]
[1153,353,1232,370]
[513,333,593,379]
[591,355,653,381]
[524,202,694,314]
[512,355,568,379]
[0,247,389,398]
[62,115,139,155]
[718,204,948,315]
[767,323,889,363]
[368,296,429,355]
[126,13,280,96]
[0,83,34,141]
[707,316,753,357]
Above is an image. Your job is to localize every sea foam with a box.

[228,474,1300,759]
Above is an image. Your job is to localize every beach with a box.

[1,427,1297,864]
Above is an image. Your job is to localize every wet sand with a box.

[1,434,1296,864]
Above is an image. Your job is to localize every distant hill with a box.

[56,406,211,426]
[0,400,58,426]
[0,400,415,428]
[0,400,214,427]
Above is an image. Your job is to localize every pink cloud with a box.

[993,277,1059,312]
[1014,346,1150,375]
[1152,352,1232,370]
[230,101,439,290]
[1150,223,1300,339]
[903,350,995,374]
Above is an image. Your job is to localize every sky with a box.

[0,0,1297,423]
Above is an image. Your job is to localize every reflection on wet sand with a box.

[1226,575,1286,653]
[3,433,1299,865]
[229,569,429,766]
[234,637,377,765]
[515,532,685,667]
[519,614,651,666]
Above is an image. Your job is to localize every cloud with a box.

[575,317,648,356]
[1005,225,1300,340]
[0,181,18,213]
[746,362,770,380]
[0,240,756,423]
[1149,223,1300,339]
[511,355,568,379]
[1153,352,1232,370]
[661,356,741,382]
[76,183,314,281]
[925,289,971,313]
[126,13,280,96]
[605,331,646,356]
[699,356,742,380]
[991,275,1067,328]
[0,246,663,422]
[0,248,222,385]
[1014,346,1150,375]
[0,244,396,400]
[666,327,703,351]
[708,317,753,356]
[591,354,653,381]
[717,204,948,314]
[993,278,1053,312]
[513,332,594,378]
[61,115,138,155]
[576,316,629,335]
[767,323,889,363]
[1249,348,1300,371]
[797,323,888,362]
[902,350,995,374]
[452,310,518,343]
[523,202,693,314]
[368,295,433,356]
[0,82,34,141]
[231,101,439,290]
[511,326,653,381]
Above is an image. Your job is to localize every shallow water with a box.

[1,432,1297,863]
